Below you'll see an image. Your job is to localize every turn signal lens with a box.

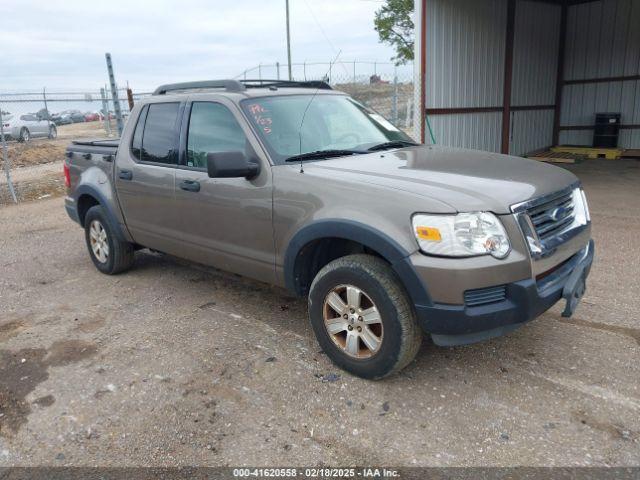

[415,226,442,242]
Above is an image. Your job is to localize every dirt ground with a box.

[0,159,638,467]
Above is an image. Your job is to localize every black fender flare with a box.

[283,219,432,307]
[74,184,127,241]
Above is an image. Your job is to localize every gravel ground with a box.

[0,159,638,467]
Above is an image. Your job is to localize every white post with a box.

[286,0,293,81]
[0,109,17,203]
[392,66,399,124]
[413,0,424,143]
[100,88,112,136]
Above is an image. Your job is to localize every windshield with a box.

[240,94,413,165]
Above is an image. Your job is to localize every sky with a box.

[0,0,407,93]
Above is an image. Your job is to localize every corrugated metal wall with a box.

[559,0,640,148]
[429,112,502,152]
[510,110,556,156]
[425,0,563,155]
[509,1,561,155]
[426,0,507,152]
[422,0,639,154]
[511,1,561,106]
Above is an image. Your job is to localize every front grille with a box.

[526,190,575,241]
[464,285,507,307]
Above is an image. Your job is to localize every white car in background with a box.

[1,113,57,142]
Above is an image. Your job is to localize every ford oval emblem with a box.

[549,206,568,222]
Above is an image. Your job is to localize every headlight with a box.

[574,188,590,224]
[412,212,511,259]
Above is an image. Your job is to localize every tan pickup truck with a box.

[64,79,594,379]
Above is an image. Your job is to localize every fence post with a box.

[0,109,17,203]
[100,88,112,136]
[258,63,262,80]
[276,62,280,80]
[329,62,332,84]
[105,53,124,135]
[126,88,134,110]
[353,61,356,84]
[374,61,377,76]
[392,67,398,124]
[303,61,306,81]
[42,88,50,119]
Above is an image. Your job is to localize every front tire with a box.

[308,254,422,379]
[84,205,135,274]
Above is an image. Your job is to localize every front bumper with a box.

[414,239,594,346]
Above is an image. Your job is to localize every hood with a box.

[305,145,578,214]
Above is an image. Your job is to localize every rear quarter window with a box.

[131,105,148,161]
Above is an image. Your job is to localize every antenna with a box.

[297,49,342,173]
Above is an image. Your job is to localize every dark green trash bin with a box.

[593,113,621,148]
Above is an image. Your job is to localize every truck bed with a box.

[67,138,120,156]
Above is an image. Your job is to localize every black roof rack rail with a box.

[153,80,246,95]
[152,79,333,95]
[239,79,333,90]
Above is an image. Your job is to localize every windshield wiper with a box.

[284,149,367,163]
[367,140,419,151]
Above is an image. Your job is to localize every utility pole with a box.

[286,0,292,80]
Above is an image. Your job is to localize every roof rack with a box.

[152,79,333,95]
[239,79,333,90]
[153,80,245,95]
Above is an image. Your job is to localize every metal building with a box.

[413,0,640,156]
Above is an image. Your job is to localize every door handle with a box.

[179,179,201,192]
[119,170,133,181]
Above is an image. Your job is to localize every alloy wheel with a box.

[322,284,384,359]
[89,220,109,263]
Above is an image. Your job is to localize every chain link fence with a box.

[0,88,153,203]
[1,61,415,204]
[237,61,415,135]
[0,88,148,141]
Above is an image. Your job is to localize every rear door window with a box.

[140,103,180,165]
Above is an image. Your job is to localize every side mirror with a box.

[207,151,260,179]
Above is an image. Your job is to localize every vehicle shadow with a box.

[131,248,555,384]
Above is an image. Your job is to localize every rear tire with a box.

[308,254,422,379]
[84,205,135,274]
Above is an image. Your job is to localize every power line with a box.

[301,0,350,76]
